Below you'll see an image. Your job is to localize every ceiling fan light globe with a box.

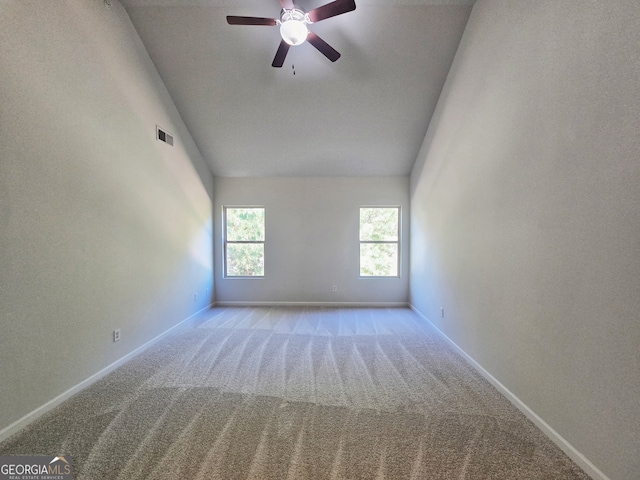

[280,20,308,46]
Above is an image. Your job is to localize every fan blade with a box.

[280,0,295,9]
[307,32,340,62]
[308,0,356,23]
[227,16,277,26]
[272,40,290,67]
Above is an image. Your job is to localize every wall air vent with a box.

[156,126,174,146]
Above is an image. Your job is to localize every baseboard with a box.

[0,304,213,444]
[214,301,409,308]
[408,304,609,480]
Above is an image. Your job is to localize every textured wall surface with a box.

[410,1,640,479]
[0,0,213,433]
[214,176,409,304]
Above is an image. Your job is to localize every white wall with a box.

[409,1,640,479]
[0,0,213,435]
[214,177,409,305]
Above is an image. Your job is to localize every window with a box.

[224,207,265,277]
[359,207,400,277]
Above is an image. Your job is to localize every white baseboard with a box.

[214,301,409,308]
[0,304,213,444]
[408,304,609,480]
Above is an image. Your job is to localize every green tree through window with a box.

[359,207,399,277]
[224,207,265,277]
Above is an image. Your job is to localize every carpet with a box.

[0,306,590,479]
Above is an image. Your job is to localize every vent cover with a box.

[156,126,174,146]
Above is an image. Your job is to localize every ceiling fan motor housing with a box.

[279,7,310,45]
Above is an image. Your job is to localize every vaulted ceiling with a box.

[120,0,475,177]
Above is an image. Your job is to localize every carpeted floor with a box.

[0,307,590,479]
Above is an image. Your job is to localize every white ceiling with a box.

[120,0,475,177]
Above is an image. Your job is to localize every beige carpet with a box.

[0,307,590,479]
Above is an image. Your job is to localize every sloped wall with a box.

[410,1,640,478]
[0,0,213,433]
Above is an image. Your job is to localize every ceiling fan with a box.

[227,0,356,68]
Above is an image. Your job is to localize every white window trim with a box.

[223,206,266,279]
[358,206,401,278]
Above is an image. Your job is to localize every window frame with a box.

[223,206,266,279]
[358,206,401,278]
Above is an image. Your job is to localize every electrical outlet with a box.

[113,328,121,342]
[332,285,337,292]
[441,307,445,318]
[194,292,198,302]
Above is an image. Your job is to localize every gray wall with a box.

[0,0,213,433]
[214,177,409,305]
[409,1,640,479]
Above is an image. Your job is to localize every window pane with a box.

[226,243,264,277]
[360,243,398,277]
[226,208,265,241]
[360,208,398,241]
